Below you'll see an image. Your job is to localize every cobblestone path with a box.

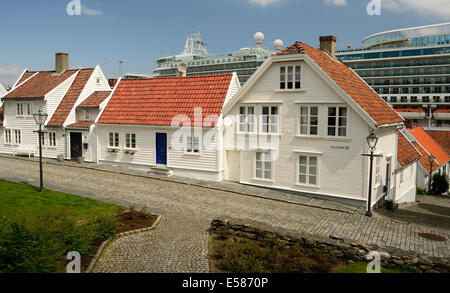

[0,157,449,273]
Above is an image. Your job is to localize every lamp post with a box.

[428,154,435,195]
[362,130,383,217]
[33,108,48,192]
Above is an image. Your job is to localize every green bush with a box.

[0,209,118,273]
[417,187,427,195]
[431,173,449,195]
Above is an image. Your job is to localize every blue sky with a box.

[0,0,449,87]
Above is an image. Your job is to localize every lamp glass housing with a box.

[33,108,48,126]
[366,131,379,151]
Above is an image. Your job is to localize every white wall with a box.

[97,124,223,181]
[395,162,418,203]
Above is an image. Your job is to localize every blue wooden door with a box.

[156,133,167,165]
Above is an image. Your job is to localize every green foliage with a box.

[0,209,118,273]
[416,187,427,195]
[431,173,449,195]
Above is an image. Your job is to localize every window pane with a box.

[339,107,347,116]
[310,107,318,116]
[328,127,336,136]
[309,157,317,166]
[299,174,307,183]
[328,107,336,116]
[328,117,336,126]
[240,107,245,115]
[300,126,308,135]
[300,156,307,165]
[262,107,269,115]
[264,162,271,170]
[271,107,278,115]
[339,117,347,127]
[309,176,316,185]
[301,107,308,115]
[310,126,318,135]
[338,127,347,137]
[256,161,262,169]
[264,170,271,179]
[300,165,307,174]
[256,170,262,178]
[248,107,254,115]
[256,152,261,161]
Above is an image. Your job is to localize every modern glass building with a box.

[153,33,272,85]
[336,23,450,127]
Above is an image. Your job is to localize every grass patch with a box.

[340,262,413,273]
[0,179,122,224]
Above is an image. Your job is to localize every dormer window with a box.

[85,110,90,121]
[280,66,301,90]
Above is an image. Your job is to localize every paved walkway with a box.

[0,156,449,273]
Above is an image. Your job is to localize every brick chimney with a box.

[55,53,69,74]
[319,36,337,60]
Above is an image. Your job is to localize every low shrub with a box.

[417,187,427,195]
[0,209,118,273]
[431,174,449,195]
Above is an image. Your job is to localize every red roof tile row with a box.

[425,130,450,155]
[47,68,95,127]
[3,70,79,99]
[98,74,233,127]
[407,126,449,170]
[277,42,404,127]
[78,91,111,109]
[397,131,421,168]
[66,121,95,129]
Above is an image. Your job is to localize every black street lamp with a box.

[428,154,435,195]
[362,130,383,217]
[33,108,48,192]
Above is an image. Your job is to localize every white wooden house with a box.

[0,53,111,161]
[222,37,409,210]
[95,73,240,181]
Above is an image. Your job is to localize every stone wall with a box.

[210,217,450,273]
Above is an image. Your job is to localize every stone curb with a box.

[0,154,361,215]
[85,215,162,273]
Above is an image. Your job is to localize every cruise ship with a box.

[336,23,450,128]
[153,33,282,85]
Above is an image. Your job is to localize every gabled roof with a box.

[407,126,449,169]
[77,91,111,109]
[412,142,440,172]
[47,68,95,127]
[425,130,450,155]
[3,70,79,99]
[98,74,234,127]
[276,42,404,127]
[397,130,421,168]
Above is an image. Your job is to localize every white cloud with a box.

[248,0,283,7]
[324,0,347,6]
[81,5,103,16]
[383,0,450,19]
[0,64,23,88]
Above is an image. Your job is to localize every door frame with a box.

[70,132,83,159]
[155,132,168,165]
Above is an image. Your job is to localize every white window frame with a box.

[280,65,301,90]
[299,106,319,136]
[375,157,381,185]
[327,106,348,137]
[260,106,279,134]
[49,132,57,148]
[255,151,272,180]
[26,103,33,117]
[16,103,24,116]
[125,133,137,149]
[239,106,256,133]
[14,129,22,145]
[186,129,201,154]
[298,155,319,186]
[4,129,12,145]
[109,132,119,148]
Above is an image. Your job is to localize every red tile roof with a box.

[407,126,449,167]
[66,121,94,129]
[425,130,450,155]
[277,42,404,127]
[435,109,450,114]
[98,74,233,127]
[395,108,425,113]
[3,70,79,99]
[397,131,421,168]
[15,71,37,86]
[47,68,95,127]
[77,91,111,109]
[412,142,440,172]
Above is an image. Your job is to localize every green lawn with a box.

[0,179,123,223]
[340,262,412,273]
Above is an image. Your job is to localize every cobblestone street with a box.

[1,157,449,273]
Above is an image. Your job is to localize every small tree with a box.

[431,173,449,195]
